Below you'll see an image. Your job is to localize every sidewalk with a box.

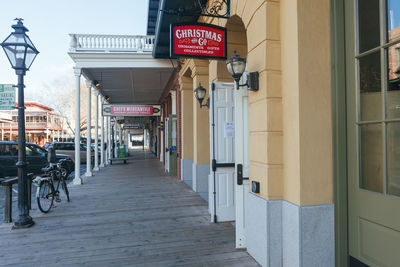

[0,151,259,266]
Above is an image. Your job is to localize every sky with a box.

[0,0,149,108]
[389,0,400,29]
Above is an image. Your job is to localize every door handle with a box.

[237,164,249,185]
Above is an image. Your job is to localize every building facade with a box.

[0,102,67,146]
[67,0,400,266]
[150,0,400,266]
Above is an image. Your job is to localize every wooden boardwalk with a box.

[0,151,259,267]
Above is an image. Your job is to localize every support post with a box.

[93,90,99,171]
[85,80,92,177]
[114,118,117,158]
[107,117,111,162]
[100,97,105,168]
[13,69,34,228]
[73,67,82,185]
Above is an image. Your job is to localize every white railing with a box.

[69,34,155,53]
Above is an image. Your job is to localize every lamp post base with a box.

[12,215,34,229]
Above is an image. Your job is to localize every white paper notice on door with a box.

[224,122,235,138]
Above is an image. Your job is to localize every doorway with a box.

[344,0,400,266]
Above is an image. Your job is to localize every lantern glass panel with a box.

[4,32,25,45]
[226,63,235,76]
[195,87,206,100]
[25,35,35,48]
[232,60,246,76]
[25,47,38,69]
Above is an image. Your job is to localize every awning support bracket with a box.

[161,0,230,19]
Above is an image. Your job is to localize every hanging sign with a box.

[102,104,161,117]
[0,84,16,110]
[170,23,227,60]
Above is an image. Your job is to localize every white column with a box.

[107,117,111,162]
[160,130,163,162]
[114,118,118,158]
[125,130,129,153]
[118,123,122,148]
[57,130,60,142]
[93,91,100,171]
[85,80,92,177]
[100,97,105,168]
[143,129,147,150]
[73,67,82,185]
[171,90,177,115]
[105,115,109,165]
[1,129,4,140]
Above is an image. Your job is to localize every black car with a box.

[0,141,74,178]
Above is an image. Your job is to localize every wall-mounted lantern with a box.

[194,84,209,109]
[226,50,259,91]
[93,80,101,87]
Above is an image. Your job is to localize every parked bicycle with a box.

[33,145,70,213]
[33,159,70,213]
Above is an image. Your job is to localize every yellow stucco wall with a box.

[182,0,333,206]
[179,59,211,165]
[179,76,194,159]
[297,0,333,205]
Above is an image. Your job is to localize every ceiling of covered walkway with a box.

[82,67,174,104]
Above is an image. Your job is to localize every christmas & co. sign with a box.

[170,23,227,60]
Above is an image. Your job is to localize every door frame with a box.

[331,0,349,266]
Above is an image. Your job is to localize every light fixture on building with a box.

[105,95,110,102]
[194,83,209,109]
[93,80,101,87]
[226,50,259,91]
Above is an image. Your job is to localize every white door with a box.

[209,82,235,222]
[164,117,170,172]
[234,80,250,249]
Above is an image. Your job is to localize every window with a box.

[0,144,12,156]
[9,145,18,156]
[357,0,400,196]
[27,145,46,157]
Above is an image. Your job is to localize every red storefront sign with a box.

[170,23,227,60]
[102,104,161,116]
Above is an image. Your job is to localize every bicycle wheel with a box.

[36,180,54,213]
[61,178,70,202]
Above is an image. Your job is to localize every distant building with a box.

[0,101,67,146]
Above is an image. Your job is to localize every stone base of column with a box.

[192,163,209,202]
[93,166,100,171]
[85,171,93,177]
[73,177,83,185]
[181,158,193,187]
[99,163,105,168]
[246,192,334,267]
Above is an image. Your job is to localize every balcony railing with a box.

[0,122,60,129]
[69,34,155,53]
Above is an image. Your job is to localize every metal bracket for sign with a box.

[161,0,230,19]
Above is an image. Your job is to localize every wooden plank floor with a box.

[0,151,259,267]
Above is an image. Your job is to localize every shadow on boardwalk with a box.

[0,150,259,267]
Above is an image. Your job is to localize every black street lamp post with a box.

[1,19,39,229]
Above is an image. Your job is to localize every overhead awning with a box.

[151,0,207,58]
